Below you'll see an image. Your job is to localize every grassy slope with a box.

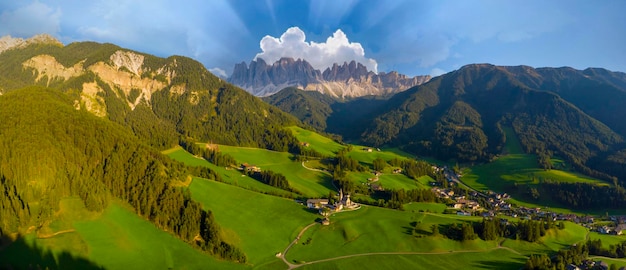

[588,232,626,248]
[298,249,527,270]
[188,179,318,268]
[74,204,244,270]
[286,205,494,262]
[218,145,334,197]
[0,199,244,270]
[461,127,607,212]
[287,126,343,156]
[346,171,432,190]
[344,144,433,190]
[403,202,448,213]
[166,147,295,196]
[501,222,588,256]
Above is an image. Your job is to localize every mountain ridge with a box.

[264,63,626,182]
[229,57,430,98]
[0,36,301,151]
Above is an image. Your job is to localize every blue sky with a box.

[1,0,624,77]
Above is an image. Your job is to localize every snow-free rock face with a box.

[0,34,62,54]
[228,57,430,98]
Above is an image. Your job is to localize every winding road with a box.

[293,161,526,268]
[279,222,318,269]
[278,225,525,270]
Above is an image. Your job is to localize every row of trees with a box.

[524,181,626,210]
[524,239,626,270]
[180,138,237,167]
[425,218,563,243]
[246,170,296,193]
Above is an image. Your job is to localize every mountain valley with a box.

[1,35,626,270]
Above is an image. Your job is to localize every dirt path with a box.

[301,161,340,191]
[289,246,524,269]
[279,220,524,269]
[37,229,76,239]
[301,161,331,175]
[280,222,318,269]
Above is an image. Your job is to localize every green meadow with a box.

[460,127,607,211]
[218,145,335,197]
[588,232,626,248]
[500,222,588,256]
[297,249,527,270]
[287,126,344,156]
[347,145,415,165]
[0,198,244,270]
[346,171,432,190]
[403,202,448,213]
[188,178,318,267]
[166,146,296,197]
[286,205,493,263]
[74,204,244,270]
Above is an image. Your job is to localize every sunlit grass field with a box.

[188,178,318,267]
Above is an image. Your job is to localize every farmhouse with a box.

[306,199,329,209]
[240,163,261,172]
[611,224,626,235]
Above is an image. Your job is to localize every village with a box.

[431,183,626,237]
[237,147,626,236]
[305,189,361,225]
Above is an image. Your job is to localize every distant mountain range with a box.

[228,57,430,98]
[3,33,626,189]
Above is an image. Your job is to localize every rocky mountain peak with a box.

[0,34,62,54]
[228,58,430,98]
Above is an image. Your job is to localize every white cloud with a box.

[429,68,446,77]
[209,67,227,78]
[255,27,378,72]
[0,1,61,37]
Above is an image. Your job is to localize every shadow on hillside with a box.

[472,258,525,270]
[403,221,433,236]
[0,232,104,270]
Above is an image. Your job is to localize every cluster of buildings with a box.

[432,187,510,214]
[305,189,360,225]
[597,224,626,235]
[567,260,616,270]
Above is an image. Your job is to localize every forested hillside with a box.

[265,64,626,182]
[0,39,299,150]
[0,87,245,262]
[362,65,626,179]
[262,87,336,131]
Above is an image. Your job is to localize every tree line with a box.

[524,238,626,270]
[423,217,563,243]
[246,170,298,193]
[538,181,626,210]
[0,87,246,262]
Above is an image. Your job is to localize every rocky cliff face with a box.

[229,57,430,98]
[0,34,62,54]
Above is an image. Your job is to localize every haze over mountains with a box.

[228,57,430,97]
